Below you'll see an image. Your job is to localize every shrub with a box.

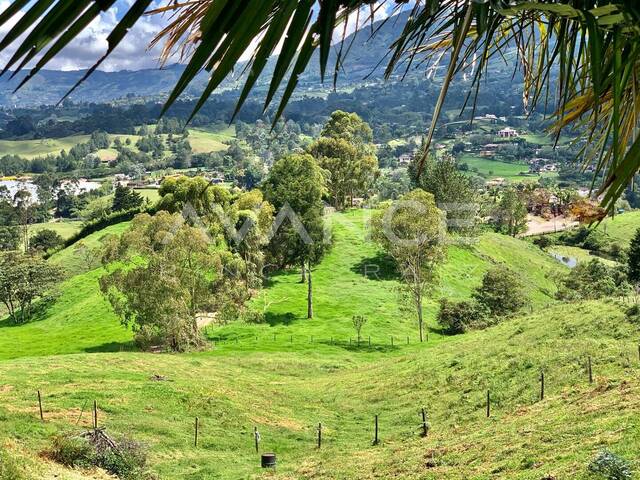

[556,260,630,301]
[437,299,488,334]
[588,450,632,480]
[473,266,528,317]
[49,432,150,480]
[533,236,554,249]
[49,435,93,468]
[29,229,64,253]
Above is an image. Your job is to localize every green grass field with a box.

[596,210,640,244]
[2,211,639,479]
[29,220,83,240]
[48,221,131,277]
[188,126,235,154]
[460,154,530,179]
[0,135,91,159]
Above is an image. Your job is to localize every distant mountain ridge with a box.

[0,11,413,108]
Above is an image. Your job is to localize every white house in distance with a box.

[497,127,519,138]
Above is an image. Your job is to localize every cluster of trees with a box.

[0,252,63,325]
[0,131,110,176]
[309,111,378,209]
[437,266,528,334]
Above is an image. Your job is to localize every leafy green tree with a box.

[29,229,64,253]
[409,154,478,234]
[371,189,447,341]
[494,188,528,237]
[627,227,640,284]
[100,212,237,351]
[0,252,63,324]
[473,266,527,317]
[112,184,143,213]
[309,111,378,210]
[263,153,327,318]
[0,226,19,251]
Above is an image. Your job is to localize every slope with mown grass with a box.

[0,299,638,479]
[0,211,563,361]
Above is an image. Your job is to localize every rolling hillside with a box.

[4,211,636,479]
[0,211,562,362]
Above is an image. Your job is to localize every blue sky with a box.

[0,1,400,72]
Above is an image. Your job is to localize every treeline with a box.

[0,73,531,144]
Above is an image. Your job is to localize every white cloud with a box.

[0,0,168,72]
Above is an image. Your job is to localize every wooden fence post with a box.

[540,371,545,401]
[486,390,490,418]
[254,426,260,453]
[317,423,322,449]
[373,415,379,445]
[421,408,429,437]
[37,390,44,422]
[93,400,98,430]
[194,417,199,447]
[588,356,593,384]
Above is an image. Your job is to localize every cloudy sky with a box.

[0,1,400,72]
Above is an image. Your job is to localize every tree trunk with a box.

[300,261,306,283]
[307,263,313,319]
[417,293,424,342]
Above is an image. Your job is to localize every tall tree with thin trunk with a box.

[371,189,447,342]
[263,154,327,318]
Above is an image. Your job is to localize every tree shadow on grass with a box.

[350,252,399,281]
[84,341,137,353]
[0,296,58,328]
[264,311,297,326]
[316,338,400,353]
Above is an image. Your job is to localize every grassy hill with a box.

[0,299,638,479]
[596,210,640,244]
[0,211,562,362]
[6,210,635,479]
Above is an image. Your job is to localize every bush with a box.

[49,432,150,480]
[49,435,93,468]
[437,299,488,334]
[588,450,632,480]
[556,260,630,301]
[473,266,528,317]
[29,229,64,253]
[0,449,24,480]
[533,235,554,249]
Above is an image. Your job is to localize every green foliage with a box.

[112,184,143,213]
[100,212,216,352]
[627,227,640,284]
[263,153,327,269]
[29,228,63,253]
[0,252,63,325]
[49,433,149,480]
[493,188,528,237]
[0,226,19,251]
[352,314,367,341]
[409,155,478,234]
[309,111,378,210]
[556,260,630,301]
[588,450,632,480]
[473,266,528,317]
[49,435,93,469]
[372,189,447,341]
[437,298,488,335]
